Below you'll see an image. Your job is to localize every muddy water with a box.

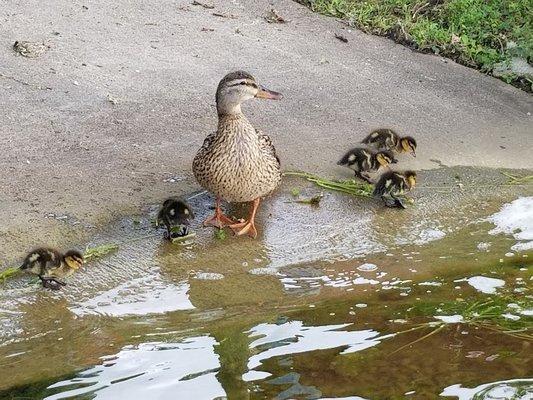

[0,167,532,399]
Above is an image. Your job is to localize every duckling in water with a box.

[156,198,194,239]
[337,147,397,183]
[373,170,417,208]
[362,128,417,157]
[20,248,84,290]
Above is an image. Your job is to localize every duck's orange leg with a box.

[203,198,236,228]
[229,198,260,238]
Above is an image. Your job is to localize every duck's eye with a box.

[240,82,247,85]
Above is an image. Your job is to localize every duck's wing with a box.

[193,132,216,168]
[257,129,280,166]
[199,132,216,151]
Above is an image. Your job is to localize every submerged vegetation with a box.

[298,0,532,91]
[285,171,374,197]
[502,171,533,185]
[407,296,533,340]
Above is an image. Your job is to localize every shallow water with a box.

[0,168,532,399]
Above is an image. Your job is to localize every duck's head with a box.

[216,71,282,115]
[63,250,84,270]
[376,150,397,168]
[400,136,417,157]
[404,170,417,189]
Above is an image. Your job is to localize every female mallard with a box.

[193,71,282,238]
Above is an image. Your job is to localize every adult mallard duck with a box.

[192,71,282,238]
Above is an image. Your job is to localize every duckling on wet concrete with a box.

[20,248,84,290]
[156,197,194,239]
[337,147,397,183]
[192,71,283,238]
[362,128,417,157]
[373,170,417,208]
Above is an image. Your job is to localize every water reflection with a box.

[45,336,225,400]
[70,276,194,317]
[441,378,533,399]
[245,321,385,379]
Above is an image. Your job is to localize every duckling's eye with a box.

[239,82,247,85]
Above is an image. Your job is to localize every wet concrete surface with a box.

[1,0,532,262]
[0,166,531,398]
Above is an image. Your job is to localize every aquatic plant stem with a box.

[389,324,446,355]
[284,171,373,197]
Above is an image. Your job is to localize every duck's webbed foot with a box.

[229,198,260,239]
[382,195,407,209]
[203,198,236,228]
[355,171,373,184]
[229,220,257,239]
[40,277,66,291]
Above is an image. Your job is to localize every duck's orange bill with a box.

[256,86,283,100]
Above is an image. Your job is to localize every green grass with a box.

[299,0,532,91]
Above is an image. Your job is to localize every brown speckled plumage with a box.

[193,73,281,204]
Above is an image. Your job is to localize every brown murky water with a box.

[0,167,532,399]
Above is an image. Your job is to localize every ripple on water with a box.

[69,276,194,317]
[440,378,533,399]
[45,336,224,400]
[244,321,386,379]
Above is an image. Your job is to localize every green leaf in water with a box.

[284,171,373,197]
[0,266,22,283]
[215,228,227,240]
[83,243,119,262]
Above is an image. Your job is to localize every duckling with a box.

[20,248,84,290]
[337,147,397,183]
[362,128,417,157]
[192,71,283,238]
[373,170,417,208]
[156,197,195,239]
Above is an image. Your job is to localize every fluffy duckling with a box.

[362,128,417,157]
[337,147,397,183]
[20,248,84,290]
[373,170,417,208]
[156,198,194,239]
